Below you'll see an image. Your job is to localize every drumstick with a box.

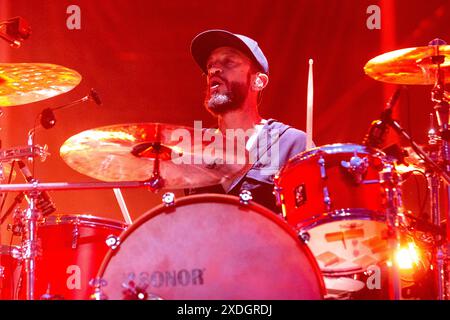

[306,58,314,150]
[113,188,132,225]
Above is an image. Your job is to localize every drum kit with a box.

[1,18,450,300]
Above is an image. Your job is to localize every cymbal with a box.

[60,123,251,189]
[0,63,81,106]
[364,45,450,85]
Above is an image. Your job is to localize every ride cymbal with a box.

[364,45,450,85]
[0,63,81,106]
[60,123,251,189]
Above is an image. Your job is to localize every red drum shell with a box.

[21,214,126,300]
[0,245,20,300]
[274,143,387,227]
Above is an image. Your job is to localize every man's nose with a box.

[208,65,222,76]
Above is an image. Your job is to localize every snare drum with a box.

[19,215,127,300]
[96,194,325,300]
[274,144,393,275]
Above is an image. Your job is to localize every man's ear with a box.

[251,72,269,91]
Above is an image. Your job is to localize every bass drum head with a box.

[97,194,324,300]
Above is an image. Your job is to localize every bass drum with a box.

[96,194,325,300]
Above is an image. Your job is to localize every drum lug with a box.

[323,187,332,211]
[317,155,327,179]
[298,230,311,243]
[72,223,79,249]
[89,278,108,300]
[273,186,283,207]
[239,190,253,205]
[105,234,120,250]
[162,192,175,207]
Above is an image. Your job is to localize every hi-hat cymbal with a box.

[60,123,251,189]
[364,45,450,85]
[0,63,81,106]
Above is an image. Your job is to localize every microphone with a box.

[40,88,102,129]
[363,87,403,148]
[17,161,56,216]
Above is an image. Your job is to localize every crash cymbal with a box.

[60,123,251,188]
[0,63,81,106]
[364,45,450,85]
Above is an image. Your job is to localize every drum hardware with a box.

[238,189,253,205]
[105,235,120,250]
[162,192,175,207]
[340,152,369,184]
[0,16,31,48]
[121,279,149,300]
[273,186,283,208]
[318,154,327,179]
[379,162,403,300]
[21,190,42,300]
[365,38,450,299]
[322,187,331,212]
[298,230,311,243]
[38,88,103,130]
[0,191,24,226]
[316,154,332,212]
[71,221,79,249]
[0,145,49,163]
[89,278,108,300]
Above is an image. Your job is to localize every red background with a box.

[0,0,449,242]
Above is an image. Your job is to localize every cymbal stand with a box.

[379,162,402,300]
[387,39,450,299]
[21,190,42,300]
[387,115,450,299]
[428,39,450,300]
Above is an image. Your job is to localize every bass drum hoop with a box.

[40,214,128,231]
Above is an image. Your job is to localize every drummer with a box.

[186,29,312,213]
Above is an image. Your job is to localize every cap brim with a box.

[190,29,261,74]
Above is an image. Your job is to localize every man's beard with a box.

[204,80,248,116]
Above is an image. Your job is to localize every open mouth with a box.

[209,78,225,90]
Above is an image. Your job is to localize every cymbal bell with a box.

[364,45,450,85]
[0,63,81,106]
[60,123,251,189]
